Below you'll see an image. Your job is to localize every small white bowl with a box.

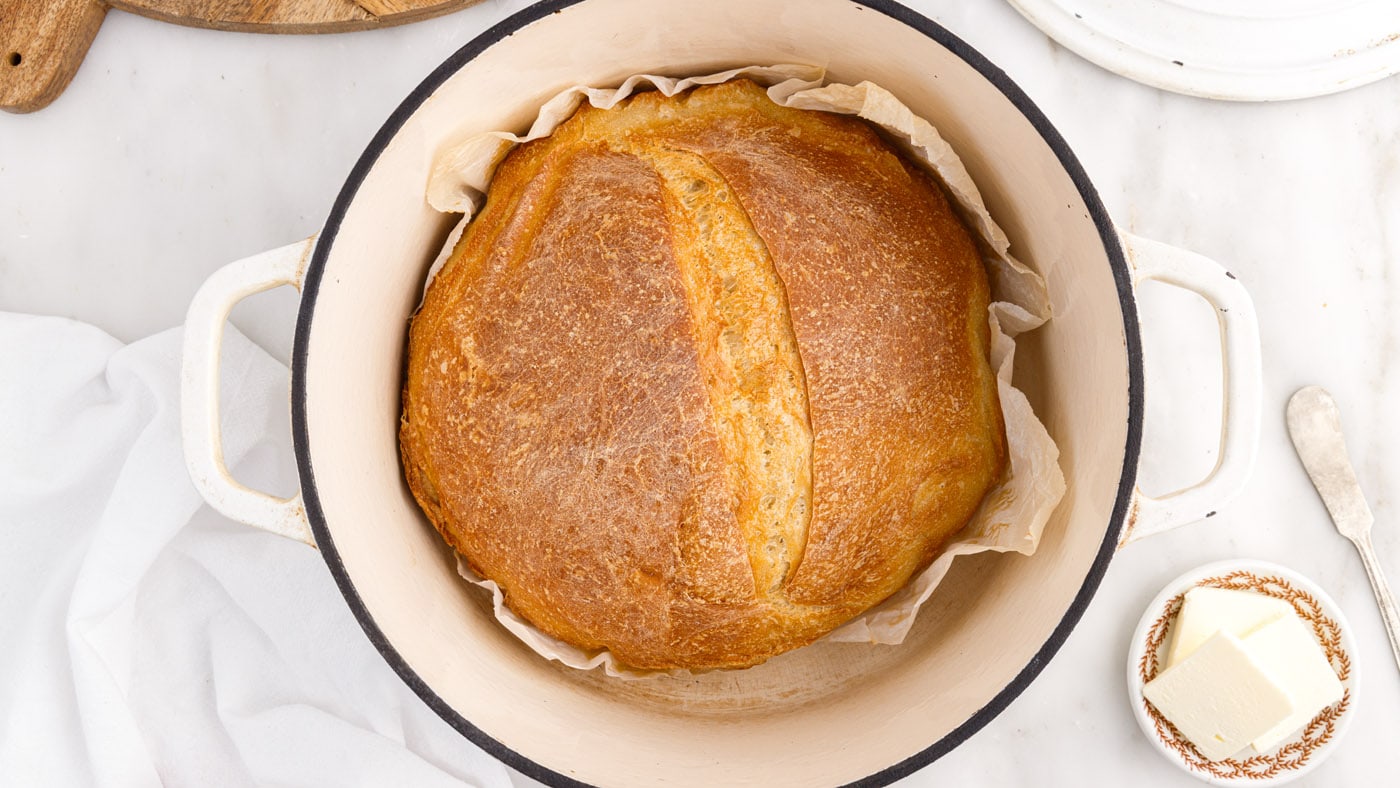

[1126,560,1358,786]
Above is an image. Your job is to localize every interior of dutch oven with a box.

[293,0,1137,784]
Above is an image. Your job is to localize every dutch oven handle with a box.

[181,237,318,548]
[1117,231,1263,548]
[180,232,1261,551]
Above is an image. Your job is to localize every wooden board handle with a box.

[0,0,107,114]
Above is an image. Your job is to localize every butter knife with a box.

[1287,385,1400,674]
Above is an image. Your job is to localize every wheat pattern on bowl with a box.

[1127,560,1358,786]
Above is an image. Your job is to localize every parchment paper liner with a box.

[424,65,1066,679]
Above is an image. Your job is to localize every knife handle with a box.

[1353,533,1400,675]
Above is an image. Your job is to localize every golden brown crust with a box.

[400,79,1006,669]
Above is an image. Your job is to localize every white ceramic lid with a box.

[1006,0,1400,101]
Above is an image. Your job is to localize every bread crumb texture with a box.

[401,79,1006,669]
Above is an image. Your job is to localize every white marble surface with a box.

[4,0,1399,785]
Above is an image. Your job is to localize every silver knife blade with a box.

[1286,385,1375,540]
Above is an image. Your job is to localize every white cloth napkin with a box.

[0,313,514,788]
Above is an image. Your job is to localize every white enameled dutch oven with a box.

[180,1,1263,785]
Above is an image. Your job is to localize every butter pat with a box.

[1245,614,1345,752]
[1143,632,1294,761]
[1166,587,1294,668]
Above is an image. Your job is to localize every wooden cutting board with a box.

[0,0,483,113]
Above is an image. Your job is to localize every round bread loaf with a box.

[400,79,1006,670]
